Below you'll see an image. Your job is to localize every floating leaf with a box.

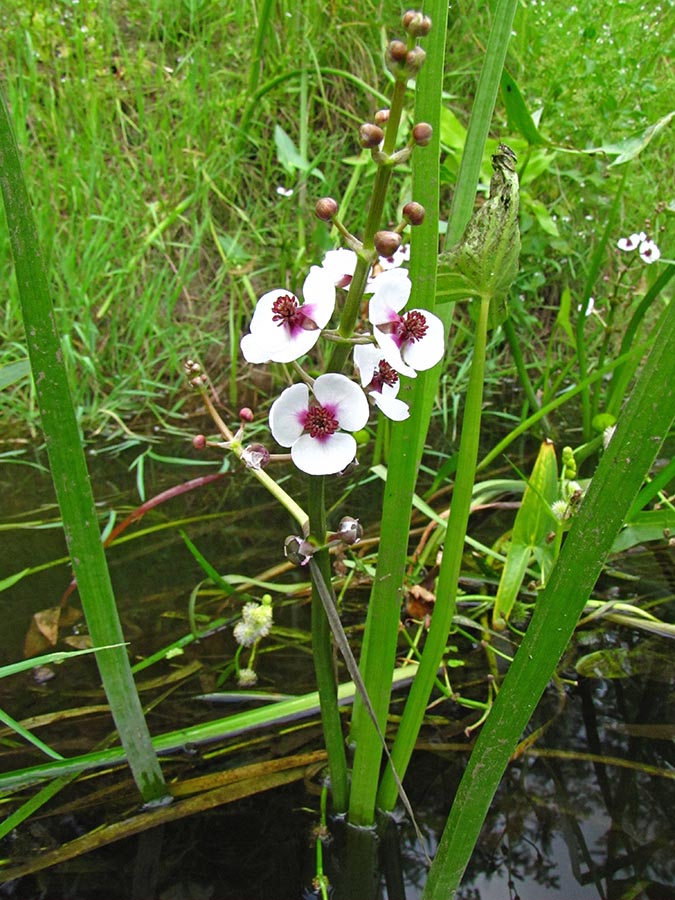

[576,643,673,681]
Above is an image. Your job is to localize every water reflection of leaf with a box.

[575,642,674,681]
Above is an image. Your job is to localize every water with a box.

[0,445,673,898]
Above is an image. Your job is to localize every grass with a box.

[0,0,673,441]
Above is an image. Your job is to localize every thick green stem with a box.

[378,295,490,810]
[308,476,349,812]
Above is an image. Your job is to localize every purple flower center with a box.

[396,310,428,344]
[370,359,399,393]
[271,294,304,330]
[304,404,339,439]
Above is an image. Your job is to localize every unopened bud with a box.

[315,197,338,221]
[184,358,201,376]
[405,46,426,74]
[386,40,408,69]
[359,123,384,149]
[241,443,270,470]
[192,434,207,451]
[402,201,425,225]
[239,407,254,423]
[374,230,402,258]
[374,109,390,126]
[402,10,432,36]
[284,535,315,567]
[412,122,433,146]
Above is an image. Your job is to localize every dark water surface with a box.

[1,443,673,899]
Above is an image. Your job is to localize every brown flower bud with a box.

[239,407,254,423]
[402,10,432,36]
[412,122,433,146]
[359,123,385,149]
[192,434,207,450]
[374,109,390,126]
[386,40,408,68]
[315,197,338,221]
[402,201,425,225]
[374,230,402,258]
[405,46,426,74]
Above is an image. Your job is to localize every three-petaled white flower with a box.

[368,269,445,377]
[269,374,369,475]
[320,246,411,291]
[240,266,336,364]
[617,232,661,265]
[353,344,409,421]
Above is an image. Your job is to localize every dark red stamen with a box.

[370,359,399,392]
[305,405,339,439]
[271,294,304,329]
[397,310,428,343]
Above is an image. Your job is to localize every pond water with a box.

[0,440,673,898]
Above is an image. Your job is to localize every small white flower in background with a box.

[353,343,410,421]
[276,186,294,198]
[237,667,258,687]
[617,232,646,252]
[616,232,661,264]
[638,239,660,264]
[577,297,595,317]
[269,373,369,475]
[233,600,273,647]
[551,499,569,521]
[368,268,445,377]
[240,266,336,364]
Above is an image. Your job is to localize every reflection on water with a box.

[0,447,673,898]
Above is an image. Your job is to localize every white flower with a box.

[377,244,410,270]
[321,248,358,288]
[353,343,409,421]
[238,667,258,687]
[577,297,594,317]
[269,373,369,475]
[617,232,646,252]
[368,269,445,377]
[240,266,335,364]
[616,232,660,264]
[638,239,660,264]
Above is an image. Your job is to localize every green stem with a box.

[378,295,490,811]
[308,476,349,812]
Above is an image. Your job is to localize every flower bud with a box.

[359,123,384,149]
[405,46,426,75]
[241,443,270,470]
[192,434,207,451]
[315,197,338,221]
[402,10,432,36]
[386,40,408,70]
[284,535,315,567]
[239,407,254,423]
[412,122,433,146]
[402,201,425,225]
[374,230,402,258]
[374,109,390,126]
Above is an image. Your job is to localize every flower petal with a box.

[313,374,369,432]
[321,249,358,287]
[400,310,446,371]
[299,266,336,329]
[368,268,411,320]
[639,239,661,264]
[373,330,417,378]
[241,332,273,364]
[353,343,381,386]
[269,383,309,446]
[291,432,357,475]
[372,389,409,421]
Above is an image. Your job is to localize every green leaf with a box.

[576,643,673,681]
[0,358,31,390]
[500,70,547,146]
[492,440,558,628]
[273,124,324,180]
[436,144,521,325]
[611,509,675,553]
